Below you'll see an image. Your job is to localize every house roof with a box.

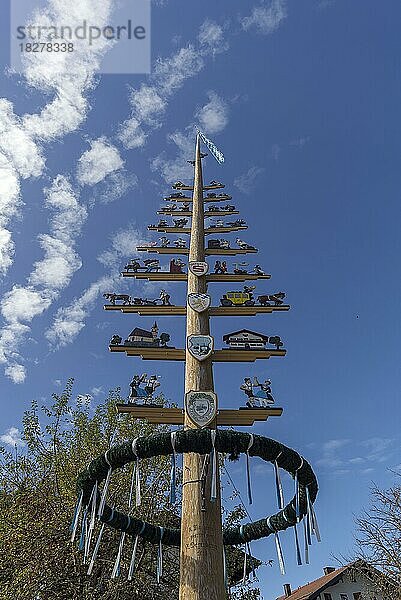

[276,566,348,600]
[128,327,154,338]
[223,329,269,342]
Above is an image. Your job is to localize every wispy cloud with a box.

[241,0,287,35]
[289,136,310,148]
[234,166,265,194]
[315,436,398,477]
[77,138,124,187]
[0,0,117,275]
[0,176,86,383]
[46,226,147,348]
[0,426,25,448]
[152,91,230,184]
[118,20,228,149]
[196,91,229,134]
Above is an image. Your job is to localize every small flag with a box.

[198,130,225,164]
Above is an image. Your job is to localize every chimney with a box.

[283,583,292,597]
[323,567,336,575]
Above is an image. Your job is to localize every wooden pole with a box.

[179,135,227,600]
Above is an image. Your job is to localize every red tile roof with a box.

[276,566,347,600]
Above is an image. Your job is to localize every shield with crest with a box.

[187,293,211,313]
[187,334,214,361]
[185,390,217,428]
[188,261,209,276]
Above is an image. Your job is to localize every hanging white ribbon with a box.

[273,452,285,509]
[111,527,128,579]
[198,130,225,164]
[98,450,112,519]
[70,491,83,542]
[303,518,310,564]
[128,522,146,581]
[157,527,164,583]
[293,524,303,566]
[210,430,218,502]
[267,516,285,575]
[295,458,304,523]
[79,508,88,552]
[170,431,177,504]
[222,547,227,588]
[246,433,254,505]
[87,523,105,576]
[132,438,141,507]
[306,485,321,542]
[86,481,98,558]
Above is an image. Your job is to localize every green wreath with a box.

[77,429,318,547]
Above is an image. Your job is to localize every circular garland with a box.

[77,429,318,547]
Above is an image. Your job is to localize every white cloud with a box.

[151,130,194,184]
[0,0,116,276]
[234,166,265,194]
[46,275,116,347]
[322,438,351,453]
[198,20,229,56]
[47,226,146,348]
[241,0,287,35]
[90,172,138,206]
[196,91,228,134]
[119,20,228,149]
[21,1,115,141]
[0,154,20,275]
[290,136,310,148]
[90,386,104,397]
[0,426,25,448]
[77,138,124,186]
[29,235,82,289]
[0,99,45,178]
[0,176,85,382]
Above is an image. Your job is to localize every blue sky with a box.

[1,0,400,597]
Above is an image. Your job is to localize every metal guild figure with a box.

[240,377,275,408]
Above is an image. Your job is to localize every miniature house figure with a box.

[223,329,269,350]
[172,180,184,189]
[110,334,122,345]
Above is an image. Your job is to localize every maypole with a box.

[180,134,225,599]
[73,131,321,600]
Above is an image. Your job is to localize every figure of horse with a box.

[103,293,132,306]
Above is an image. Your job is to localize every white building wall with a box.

[316,572,383,600]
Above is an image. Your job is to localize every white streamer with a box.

[132,438,141,507]
[98,450,112,519]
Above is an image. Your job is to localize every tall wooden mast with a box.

[180,134,226,599]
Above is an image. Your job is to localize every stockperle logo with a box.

[10,0,151,75]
